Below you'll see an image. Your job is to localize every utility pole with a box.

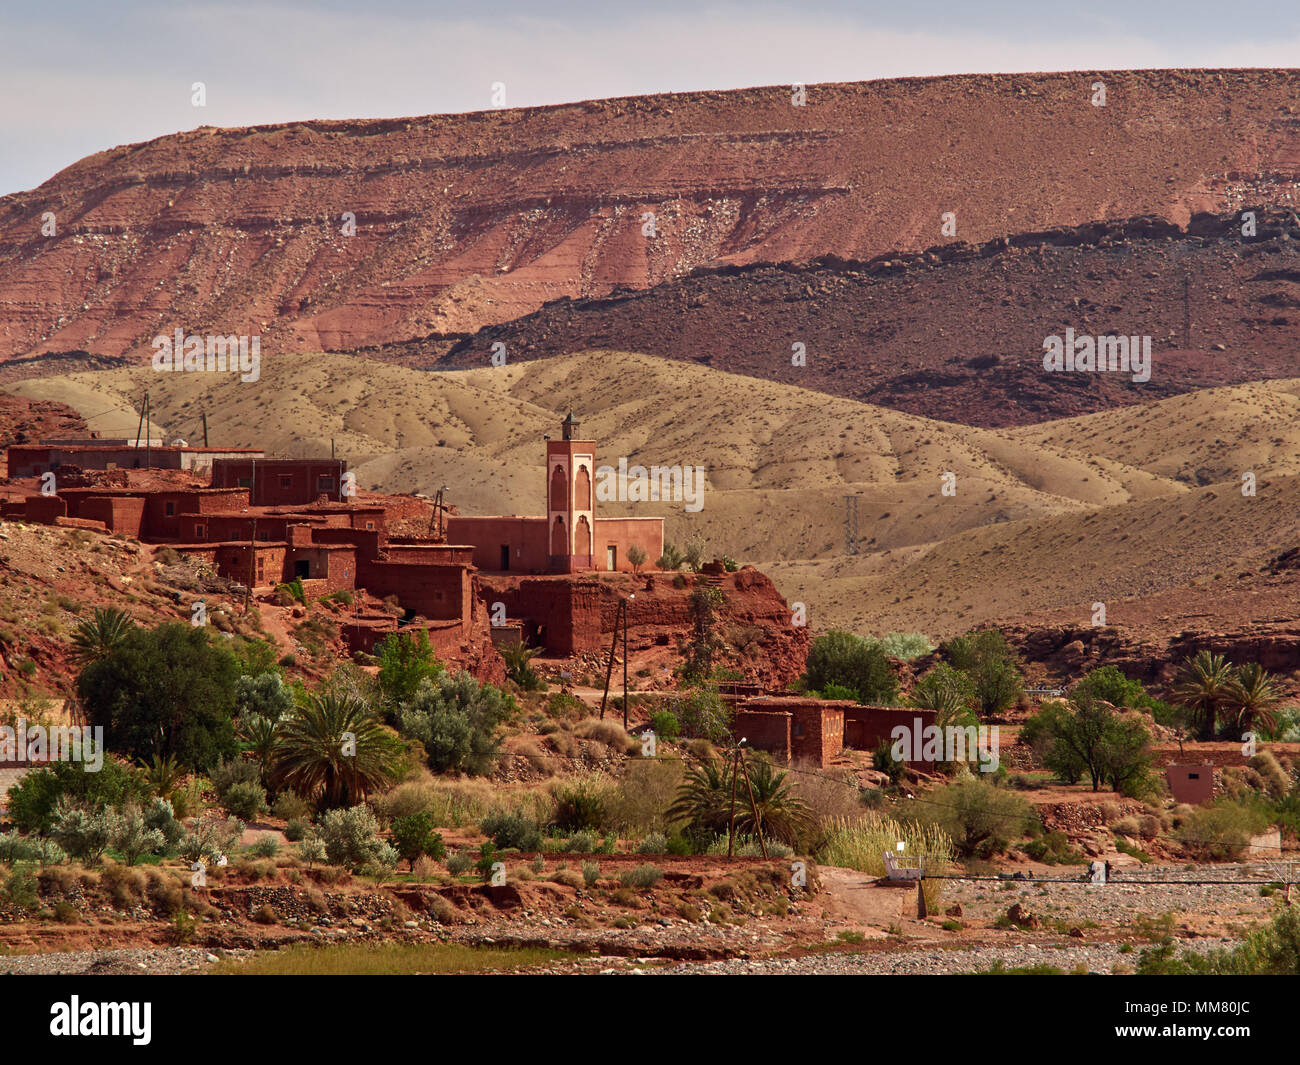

[134,393,147,453]
[598,602,620,721]
[201,411,209,447]
[727,748,740,858]
[622,594,633,730]
[738,751,769,859]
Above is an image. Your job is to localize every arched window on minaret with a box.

[550,515,567,556]
[575,464,591,510]
[576,515,592,557]
[550,464,567,511]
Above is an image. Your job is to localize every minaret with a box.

[546,412,595,572]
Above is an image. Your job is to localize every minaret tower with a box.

[546,412,596,572]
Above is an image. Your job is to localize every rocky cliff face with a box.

[426,207,1300,426]
[1,69,1297,367]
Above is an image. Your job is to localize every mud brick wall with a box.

[790,703,845,767]
[844,706,936,768]
[732,710,792,763]
[358,559,471,621]
[78,495,144,537]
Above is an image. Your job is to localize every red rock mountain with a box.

[1,69,1298,365]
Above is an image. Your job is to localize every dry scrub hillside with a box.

[13,352,1300,639]
[11,349,1170,547]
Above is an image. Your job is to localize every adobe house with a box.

[445,413,663,574]
[6,440,261,477]
[732,697,937,769]
[209,458,347,506]
[1165,764,1215,805]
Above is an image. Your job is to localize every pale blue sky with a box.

[2,1,1298,196]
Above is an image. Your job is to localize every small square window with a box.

[279,475,292,489]
[237,477,251,488]
[164,501,175,516]
[317,475,335,492]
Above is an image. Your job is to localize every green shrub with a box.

[480,809,542,851]
[179,816,244,864]
[221,780,268,821]
[648,709,681,741]
[391,811,446,870]
[674,688,733,743]
[552,775,608,832]
[316,805,390,870]
[272,791,313,822]
[51,801,125,862]
[284,818,309,842]
[1174,800,1272,861]
[2,863,40,909]
[879,632,935,661]
[804,631,897,704]
[941,630,1023,716]
[565,831,597,853]
[619,864,663,890]
[445,850,473,876]
[397,672,514,776]
[6,756,149,835]
[246,836,281,859]
[638,832,668,854]
[905,776,1035,859]
[113,804,168,865]
[581,861,601,887]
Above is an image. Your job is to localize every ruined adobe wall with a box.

[480,564,808,686]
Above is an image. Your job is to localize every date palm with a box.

[737,756,811,846]
[272,692,402,808]
[1174,651,1235,740]
[667,755,810,847]
[70,607,134,665]
[1225,662,1282,738]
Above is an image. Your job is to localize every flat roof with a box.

[9,443,263,454]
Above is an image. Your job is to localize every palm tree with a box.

[272,692,402,808]
[1174,651,1236,739]
[906,664,976,729]
[239,714,280,788]
[666,755,810,847]
[499,640,543,691]
[141,751,185,801]
[735,756,811,845]
[1225,662,1282,737]
[666,758,735,839]
[70,607,134,665]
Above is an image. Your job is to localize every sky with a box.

[2,1,1299,197]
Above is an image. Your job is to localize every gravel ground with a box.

[642,938,1237,975]
[0,947,247,976]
